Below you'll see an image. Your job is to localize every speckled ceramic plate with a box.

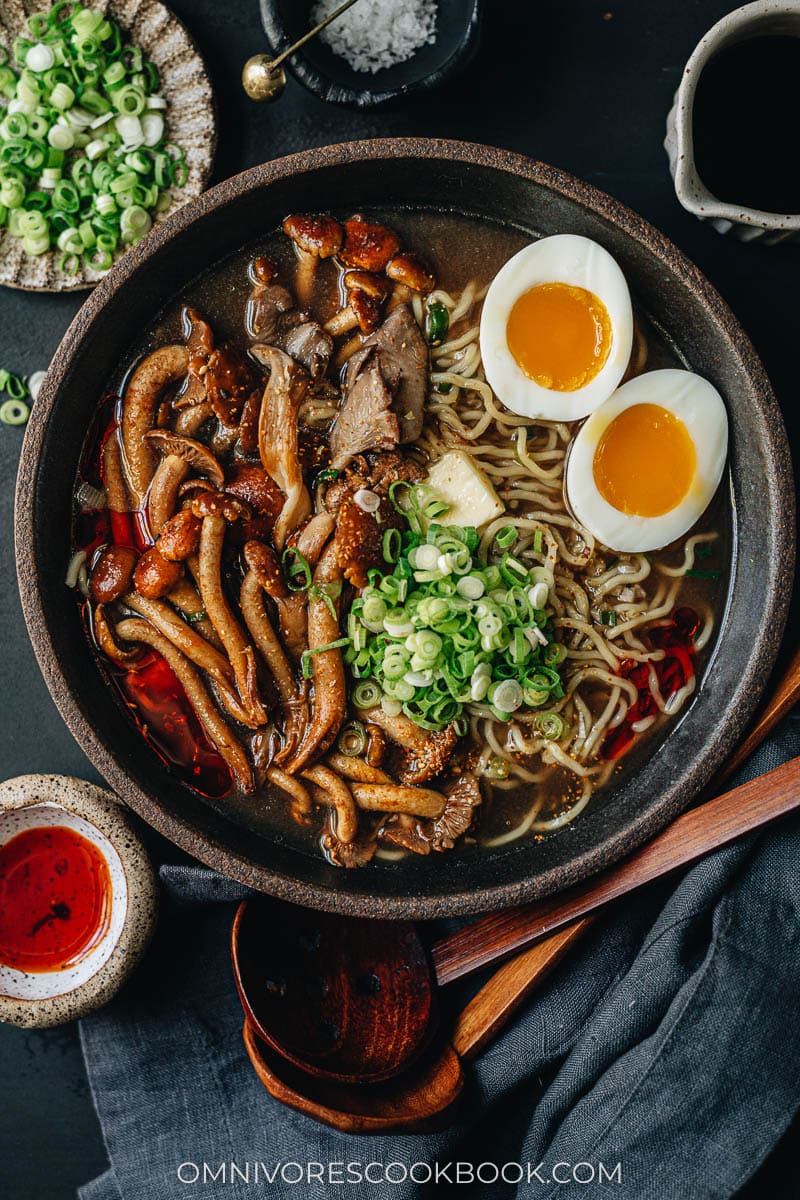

[0,775,157,1028]
[0,0,216,292]
[14,140,796,919]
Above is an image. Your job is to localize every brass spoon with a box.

[242,0,361,102]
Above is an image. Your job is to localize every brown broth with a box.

[75,210,731,861]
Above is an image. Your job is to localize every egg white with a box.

[566,369,728,553]
[479,234,634,422]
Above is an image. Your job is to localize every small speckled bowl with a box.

[665,1,800,243]
[0,775,157,1028]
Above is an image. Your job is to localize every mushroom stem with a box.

[167,579,222,649]
[324,307,359,338]
[266,766,312,818]
[294,247,318,308]
[197,514,268,726]
[114,618,253,792]
[350,784,446,818]
[239,570,296,704]
[325,753,392,784]
[279,540,345,774]
[147,454,189,536]
[102,432,130,513]
[301,765,358,843]
[121,345,189,506]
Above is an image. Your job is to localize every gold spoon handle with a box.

[269,0,361,71]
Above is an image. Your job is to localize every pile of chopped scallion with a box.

[337,483,568,735]
[0,3,186,273]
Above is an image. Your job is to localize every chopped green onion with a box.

[0,397,30,425]
[337,721,367,757]
[695,543,714,560]
[600,610,618,627]
[344,507,567,733]
[0,5,183,273]
[352,680,382,709]
[535,712,564,741]
[282,546,311,592]
[315,467,340,483]
[300,638,350,679]
[496,525,517,549]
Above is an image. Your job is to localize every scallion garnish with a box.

[0,3,185,272]
[343,483,567,732]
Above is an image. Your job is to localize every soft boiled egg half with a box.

[566,369,728,553]
[480,234,633,421]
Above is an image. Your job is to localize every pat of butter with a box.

[425,451,505,529]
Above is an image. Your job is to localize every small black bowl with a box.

[260,0,483,107]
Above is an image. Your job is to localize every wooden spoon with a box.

[236,755,800,1129]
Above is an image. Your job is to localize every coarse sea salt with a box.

[311,0,438,75]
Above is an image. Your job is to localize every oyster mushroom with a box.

[197,513,268,727]
[114,618,253,792]
[282,213,343,306]
[146,430,224,536]
[363,707,459,784]
[121,344,189,506]
[173,307,214,410]
[251,344,312,550]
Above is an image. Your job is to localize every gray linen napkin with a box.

[79,713,800,1200]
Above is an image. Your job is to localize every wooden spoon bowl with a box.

[232,896,436,1084]
[243,1021,463,1134]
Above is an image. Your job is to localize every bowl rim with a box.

[259,0,483,107]
[14,138,796,918]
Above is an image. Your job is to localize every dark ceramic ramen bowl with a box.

[15,140,795,918]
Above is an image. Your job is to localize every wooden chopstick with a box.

[432,755,800,986]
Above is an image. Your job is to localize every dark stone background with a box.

[0,2,797,1196]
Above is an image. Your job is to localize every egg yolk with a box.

[506,282,612,391]
[593,403,696,517]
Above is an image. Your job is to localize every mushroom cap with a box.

[146,430,225,486]
[340,216,401,273]
[282,213,343,259]
[386,252,436,294]
[343,270,392,300]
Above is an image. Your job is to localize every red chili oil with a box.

[76,409,233,799]
[601,606,700,761]
[118,650,232,798]
[0,826,111,973]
